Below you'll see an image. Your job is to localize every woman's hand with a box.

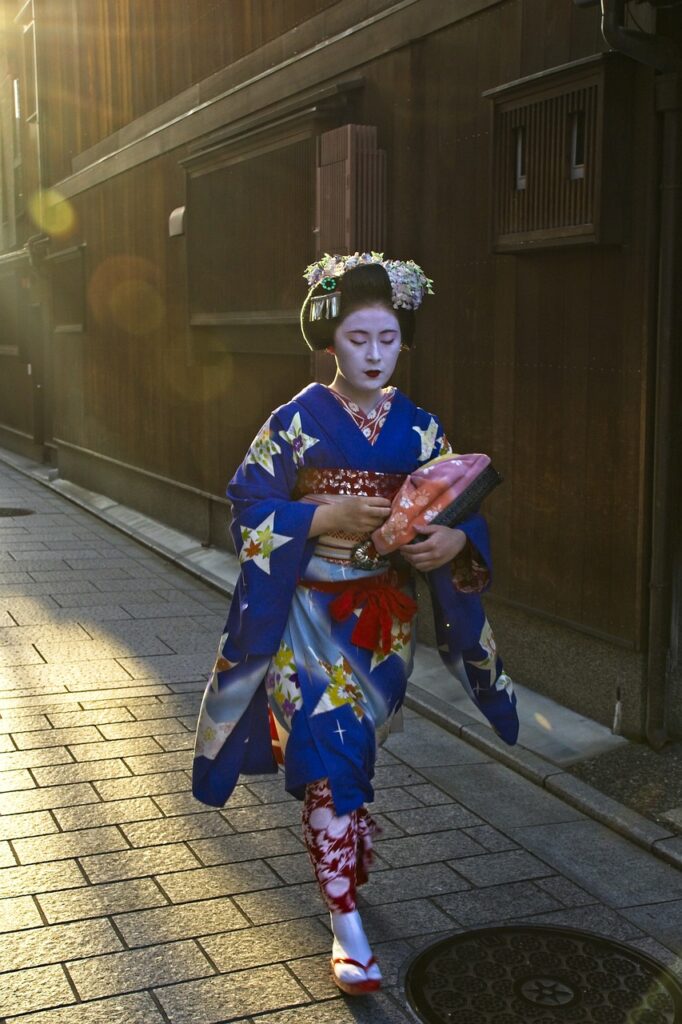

[309,496,391,538]
[399,524,468,572]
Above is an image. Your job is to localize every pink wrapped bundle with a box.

[371,453,492,555]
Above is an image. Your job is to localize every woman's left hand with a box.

[399,524,468,572]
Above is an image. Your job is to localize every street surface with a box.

[0,460,680,1023]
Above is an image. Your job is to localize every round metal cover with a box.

[404,925,682,1023]
[0,508,34,516]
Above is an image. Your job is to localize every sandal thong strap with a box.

[332,955,377,971]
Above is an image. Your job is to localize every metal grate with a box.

[405,925,682,1023]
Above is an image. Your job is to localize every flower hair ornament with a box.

[302,252,434,324]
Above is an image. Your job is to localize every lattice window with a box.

[484,53,634,252]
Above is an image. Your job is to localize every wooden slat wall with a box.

[36,0,343,184]
[188,138,316,316]
[52,147,310,499]
[410,4,652,646]
[28,0,654,653]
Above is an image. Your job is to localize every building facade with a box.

[0,0,680,742]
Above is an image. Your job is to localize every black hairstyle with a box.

[300,262,416,350]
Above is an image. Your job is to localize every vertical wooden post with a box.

[311,124,387,383]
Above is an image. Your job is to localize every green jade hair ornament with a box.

[303,252,435,325]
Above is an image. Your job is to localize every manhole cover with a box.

[404,925,682,1023]
[0,508,34,517]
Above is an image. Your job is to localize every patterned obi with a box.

[295,467,406,564]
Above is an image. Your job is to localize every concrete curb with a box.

[2,445,680,875]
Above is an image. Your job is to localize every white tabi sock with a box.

[330,909,382,982]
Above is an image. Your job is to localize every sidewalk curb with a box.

[2,446,680,875]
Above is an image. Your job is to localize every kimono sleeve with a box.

[423,415,491,594]
[223,409,318,657]
[421,416,518,746]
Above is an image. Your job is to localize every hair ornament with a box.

[309,291,341,321]
[303,252,434,311]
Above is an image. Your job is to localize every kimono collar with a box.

[295,383,418,472]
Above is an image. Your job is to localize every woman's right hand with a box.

[309,496,392,537]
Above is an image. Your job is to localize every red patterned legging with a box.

[302,778,379,914]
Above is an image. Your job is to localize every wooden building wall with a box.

[0,0,661,733]
[36,0,345,183]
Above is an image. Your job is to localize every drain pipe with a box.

[598,0,681,747]
[645,72,682,748]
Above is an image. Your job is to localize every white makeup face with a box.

[332,305,402,396]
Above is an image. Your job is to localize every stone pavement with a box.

[0,459,681,1024]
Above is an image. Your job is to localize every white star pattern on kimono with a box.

[279,412,320,468]
[244,422,282,477]
[413,417,439,462]
[239,512,292,574]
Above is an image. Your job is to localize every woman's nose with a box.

[366,341,381,362]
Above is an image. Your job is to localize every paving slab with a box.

[153,963,310,1023]
[1,454,681,1024]
[53,796,163,830]
[617,900,682,953]
[13,825,129,864]
[253,995,413,1024]
[156,860,282,903]
[37,876,170,923]
[507,818,682,907]
[374,828,486,867]
[421,761,587,827]
[188,827,305,866]
[80,842,202,884]
[3,916,123,971]
[114,894,249,947]
[65,938,215,1000]
[0,964,75,1018]
[0,781,100,815]
[5,991,166,1024]
[0,894,44,932]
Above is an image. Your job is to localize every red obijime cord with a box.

[299,573,417,655]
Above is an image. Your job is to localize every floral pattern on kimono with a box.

[192,383,518,814]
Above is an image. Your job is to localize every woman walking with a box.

[192,254,518,995]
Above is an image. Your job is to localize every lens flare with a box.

[28,189,77,238]
[109,279,164,335]
[88,255,165,336]
[533,712,553,731]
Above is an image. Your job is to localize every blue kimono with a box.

[192,383,518,814]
